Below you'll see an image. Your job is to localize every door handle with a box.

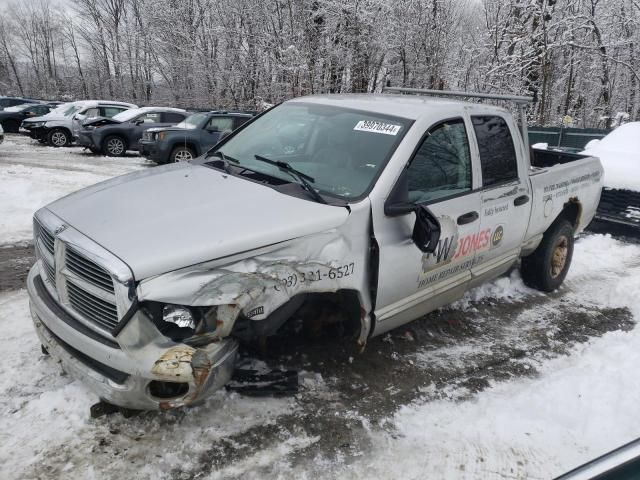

[457,211,479,225]
[514,195,530,206]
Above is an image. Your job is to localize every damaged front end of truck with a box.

[28,204,372,410]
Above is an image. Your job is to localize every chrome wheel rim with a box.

[51,131,67,146]
[107,139,125,156]
[550,236,568,278]
[174,149,193,162]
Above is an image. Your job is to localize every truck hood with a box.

[44,162,350,279]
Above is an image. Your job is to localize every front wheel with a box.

[47,128,71,147]
[170,146,195,162]
[521,220,574,292]
[103,136,127,156]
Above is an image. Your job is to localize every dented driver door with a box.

[372,117,483,336]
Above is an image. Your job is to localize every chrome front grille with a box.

[35,220,55,255]
[33,213,127,336]
[34,219,56,287]
[67,281,119,330]
[66,247,115,294]
[42,258,57,287]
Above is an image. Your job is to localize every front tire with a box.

[521,220,574,292]
[103,135,127,156]
[170,146,195,162]
[47,128,71,147]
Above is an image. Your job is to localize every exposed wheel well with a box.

[554,198,582,232]
[231,290,363,344]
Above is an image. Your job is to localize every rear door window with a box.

[206,117,235,132]
[137,112,161,123]
[102,106,128,118]
[234,116,251,129]
[471,115,519,187]
[163,112,186,123]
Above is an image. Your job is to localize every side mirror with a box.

[384,168,441,253]
[412,204,441,253]
[25,111,36,116]
[134,119,144,125]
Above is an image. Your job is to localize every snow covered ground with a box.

[0,235,637,479]
[0,134,150,245]
[1,133,639,479]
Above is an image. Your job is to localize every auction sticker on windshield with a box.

[354,120,401,135]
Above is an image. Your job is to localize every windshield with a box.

[176,113,207,129]
[210,103,412,199]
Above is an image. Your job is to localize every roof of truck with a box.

[290,94,509,120]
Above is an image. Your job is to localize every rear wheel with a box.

[103,135,127,156]
[521,220,574,292]
[170,146,195,162]
[47,128,71,147]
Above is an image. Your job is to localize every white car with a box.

[20,100,137,147]
[582,122,640,227]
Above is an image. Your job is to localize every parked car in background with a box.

[70,101,138,141]
[76,107,188,156]
[21,100,137,147]
[581,122,640,228]
[0,96,41,110]
[0,103,54,133]
[139,111,253,163]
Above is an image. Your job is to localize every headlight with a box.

[30,121,45,127]
[163,305,196,329]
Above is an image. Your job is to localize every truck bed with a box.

[531,148,590,168]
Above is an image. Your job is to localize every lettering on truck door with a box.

[371,118,483,334]
[469,114,531,283]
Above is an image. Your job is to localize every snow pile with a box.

[0,164,111,244]
[582,122,640,191]
[336,235,640,479]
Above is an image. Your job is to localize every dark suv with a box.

[139,111,254,164]
[0,96,40,110]
[75,107,188,156]
[0,103,53,132]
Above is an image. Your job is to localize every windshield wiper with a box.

[208,150,239,174]
[254,154,327,204]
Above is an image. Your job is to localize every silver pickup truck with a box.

[27,91,603,410]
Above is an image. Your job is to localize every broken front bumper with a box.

[27,266,238,410]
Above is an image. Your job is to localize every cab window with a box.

[406,118,472,204]
[471,115,518,187]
